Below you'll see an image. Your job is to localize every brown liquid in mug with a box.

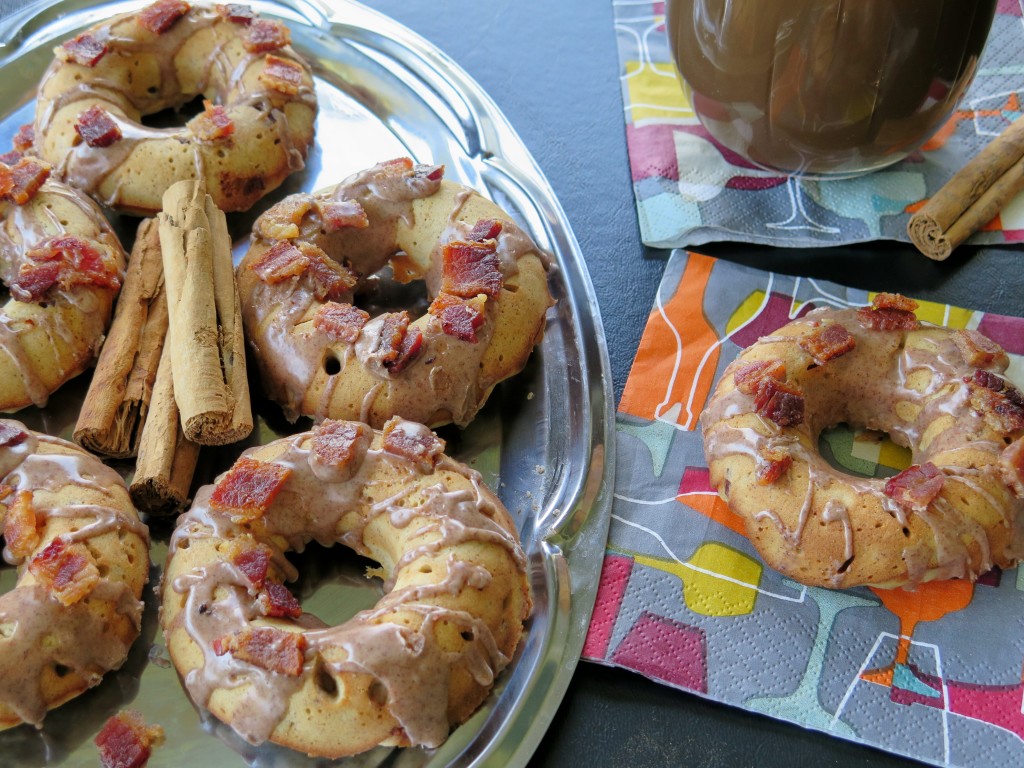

[666,0,997,175]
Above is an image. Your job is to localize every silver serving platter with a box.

[0,1,614,765]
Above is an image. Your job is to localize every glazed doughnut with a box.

[160,417,531,757]
[236,157,553,428]
[34,1,316,215]
[0,420,149,728]
[0,154,125,411]
[701,293,1024,589]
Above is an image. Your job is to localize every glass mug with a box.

[665,0,997,176]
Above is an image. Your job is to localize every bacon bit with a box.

[75,106,122,148]
[257,197,312,240]
[250,240,308,282]
[467,218,503,242]
[189,100,234,142]
[212,627,306,676]
[953,329,1008,370]
[0,156,51,205]
[884,462,945,510]
[3,491,38,560]
[317,199,369,232]
[969,369,1006,391]
[0,150,21,166]
[733,359,786,396]
[298,242,357,301]
[312,419,371,469]
[244,19,290,53]
[257,581,302,618]
[313,301,369,344]
[755,448,792,486]
[12,124,34,154]
[416,163,445,182]
[374,312,423,374]
[230,543,272,591]
[856,293,919,332]
[383,157,414,172]
[967,374,1024,433]
[29,538,100,606]
[138,0,190,34]
[428,292,485,342]
[871,293,918,312]
[94,710,165,768]
[799,322,855,364]
[1002,439,1024,497]
[441,241,503,299]
[753,378,804,427]
[216,3,256,23]
[258,54,305,95]
[59,32,108,67]
[209,457,291,520]
[12,235,120,302]
[0,422,29,447]
[382,417,445,471]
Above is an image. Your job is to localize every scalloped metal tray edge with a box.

[0,0,615,766]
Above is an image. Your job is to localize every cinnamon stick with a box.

[74,218,168,458]
[158,180,252,445]
[130,341,200,513]
[907,114,1024,260]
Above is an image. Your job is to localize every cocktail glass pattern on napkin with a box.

[583,250,1024,767]
[615,1,1024,248]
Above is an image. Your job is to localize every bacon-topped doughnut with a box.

[236,157,553,427]
[701,294,1024,589]
[0,421,149,728]
[34,1,316,215]
[0,153,125,411]
[161,417,531,757]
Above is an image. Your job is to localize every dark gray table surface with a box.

[4,0,1021,766]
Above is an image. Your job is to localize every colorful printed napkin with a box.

[614,1,1024,248]
[583,250,1024,767]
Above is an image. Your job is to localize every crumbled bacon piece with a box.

[75,106,122,148]
[313,302,369,344]
[953,329,1008,369]
[1003,439,1024,497]
[373,312,423,374]
[467,218,503,242]
[257,581,302,618]
[0,421,29,447]
[259,54,305,95]
[312,419,371,469]
[416,163,445,182]
[0,150,21,166]
[871,293,918,312]
[12,124,34,154]
[755,447,792,486]
[230,543,272,591]
[753,378,804,427]
[29,538,100,606]
[317,199,369,232]
[250,240,307,282]
[0,156,51,205]
[216,3,256,23]
[884,462,945,510]
[213,627,306,676]
[382,417,445,471]
[60,32,108,67]
[189,100,234,142]
[969,369,1006,391]
[799,322,855,364]
[244,19,290,53]
[209,457,291,519]
[250,240,355,301]
[390,328,424,374]
[94,710,165,768]
[967,375,1024,433]
[428,292,485,342]
[856,293,919,331]
[138,0,190,34]
[257,197,312,240]
[3,491,38,560]
[12,235,120,303]
[733,359,786,395]
[441,241,503,299]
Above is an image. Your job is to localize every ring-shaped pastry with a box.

[236,157,553,428]
[161,417,531,757]
[0,420,149,728]
[701,294,1024,589]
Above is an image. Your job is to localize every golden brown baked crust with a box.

[235,158,553,428]
[0,421,149,729]
[160,417,531,758]
[34,2,316,215]
[0,172,125,411]
[700,298,1024,589]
